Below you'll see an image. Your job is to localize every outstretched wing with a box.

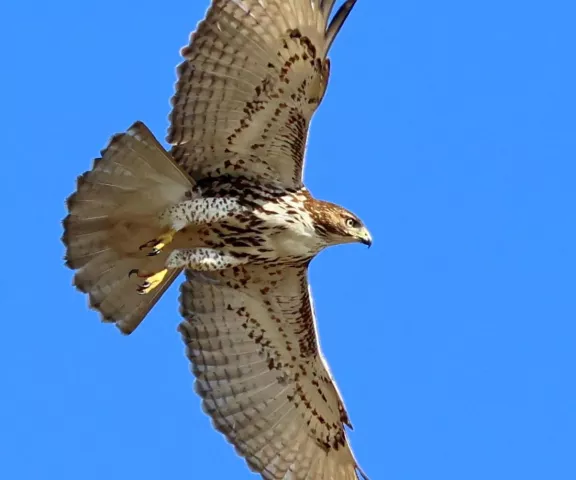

[178,262,368,479]
[168,0,357,186]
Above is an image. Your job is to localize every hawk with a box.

[62,1,371,479]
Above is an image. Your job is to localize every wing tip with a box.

[356,464,371,480]
[326,0,358,52]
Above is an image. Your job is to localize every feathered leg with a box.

[132,248,246,294]
[166,248,246,270]
[139,198,243,256]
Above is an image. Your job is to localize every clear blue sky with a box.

[1,1,575,478]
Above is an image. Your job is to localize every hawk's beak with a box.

[358,228,372,248]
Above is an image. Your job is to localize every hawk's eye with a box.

[345,218,360,229]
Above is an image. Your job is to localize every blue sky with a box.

[1,0,575,478]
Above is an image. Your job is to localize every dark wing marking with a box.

[178,261,368,479]
[168,0,357,187]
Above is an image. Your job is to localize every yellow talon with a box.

[130,268,169,295]
[139,229,176,256]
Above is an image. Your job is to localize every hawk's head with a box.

[309,200,372,248]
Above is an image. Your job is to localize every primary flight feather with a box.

[63,1,371,478]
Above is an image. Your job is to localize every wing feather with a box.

[178,263,368,479]
[168,0,357,186]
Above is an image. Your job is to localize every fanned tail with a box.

[62,121,194,334]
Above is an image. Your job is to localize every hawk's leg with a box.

[130,248,245,294]
[165,248,246,271]
[139,198,243,256]
[139,230,176,257]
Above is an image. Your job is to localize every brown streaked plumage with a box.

[62,1,371,479]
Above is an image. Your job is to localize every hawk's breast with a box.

[194,176,322,262]
[251,192,322,260]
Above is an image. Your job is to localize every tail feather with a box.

[75,253,181,334]
[63,121,194,334]
[63,217,114,269]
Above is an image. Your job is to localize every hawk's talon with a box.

[129,268,169,295]
[138,229,176,256]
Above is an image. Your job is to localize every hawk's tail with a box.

[62,121,194,334]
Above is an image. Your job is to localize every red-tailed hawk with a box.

[63,1,371,479]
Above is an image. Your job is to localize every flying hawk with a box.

[63,1,371,478]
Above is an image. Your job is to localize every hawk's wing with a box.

[168,0,357,187]
[178,262,368,479]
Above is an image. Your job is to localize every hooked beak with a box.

[358,227,373,248]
